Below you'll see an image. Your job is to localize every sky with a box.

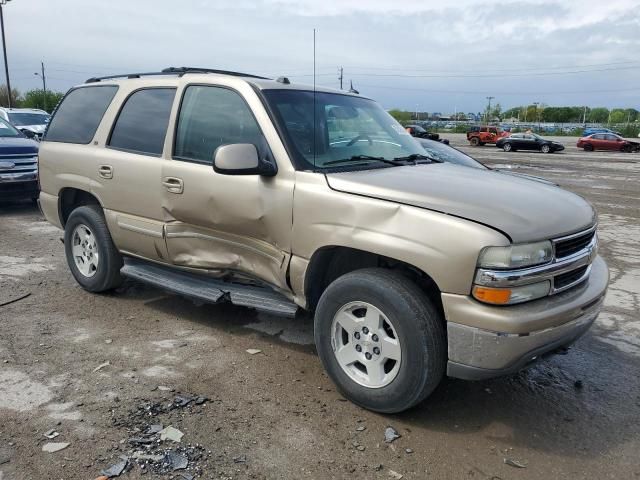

[6,0,640,113]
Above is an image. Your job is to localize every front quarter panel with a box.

[290,171,510,299]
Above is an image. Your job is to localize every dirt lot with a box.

[1,135,639,480]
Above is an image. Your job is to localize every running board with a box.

[120,258,298,317]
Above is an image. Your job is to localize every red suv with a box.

[577,133,640,152]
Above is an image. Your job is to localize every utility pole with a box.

[533,102,540,131]
[338,66,343,90]
[0,0,12,108]
[35,61,47,111]
[485,96,494,124]
[582,106,587,125]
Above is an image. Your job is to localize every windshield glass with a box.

[0,117,22,137]
[262,90,427,170]
[418,139,486,169]
[7,112,50,126]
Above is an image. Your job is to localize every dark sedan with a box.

[496,133,564,153]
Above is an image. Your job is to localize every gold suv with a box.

[38,67,608,413]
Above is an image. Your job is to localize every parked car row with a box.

[0,116,40,202]
[465,125,638,154]
[0,107,50,140]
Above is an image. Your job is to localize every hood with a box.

[0,136,39,155]
[325,163,595,243]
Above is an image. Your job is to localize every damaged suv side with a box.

[38,68,608,413]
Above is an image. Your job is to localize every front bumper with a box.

[443,255,608,380]
[0,173,39,200]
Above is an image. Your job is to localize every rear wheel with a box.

[314,268,446,413]
[64,205,123,292]
[470,137,480,146]
[583,143,594,152]
[541,144,551,153]
[503,143,513,152]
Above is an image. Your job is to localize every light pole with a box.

[0,0,12,108]
[485,96,494,124]
[533,102,540,132]
[34,61,47,111]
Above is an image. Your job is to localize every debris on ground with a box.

[42,442,70,453]
[0,292,31,307]
[356,426,366,432]
[100,456,129,477]
[159,426,184,443]
[504,457,527,468]
[105,339,113,344]
[92,361,111,372]
[388,469,404,479]
[43,429,59,439]
[104,393,211,478]
[384,426,401,443]
[246,348,262,355]
[233,454,247,464]
[166,451,188,470]
[405,448,413,454]
[574,380,584,389]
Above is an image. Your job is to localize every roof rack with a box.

[85,66,269,84]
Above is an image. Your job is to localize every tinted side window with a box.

[109,88,176,155]
[45,86,118,144]
[174,86,264,164]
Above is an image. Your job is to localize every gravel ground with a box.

[0,135,639,479]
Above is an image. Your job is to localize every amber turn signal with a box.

[472,286,512,305]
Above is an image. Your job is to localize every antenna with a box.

[313,28,316,168]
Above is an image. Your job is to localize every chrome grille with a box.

[554,229,596,259]
[554,265,589,291]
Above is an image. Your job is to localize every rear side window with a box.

[45,85,118,144]
[108,88,176,156]
[174,85,263,164]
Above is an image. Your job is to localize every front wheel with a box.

[64,205,123,292]
[583,144,594,151]
[470,137,480,146]
[314,269,446,413]
[503,143,512,152]
[541,144,551,153]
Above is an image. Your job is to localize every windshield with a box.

[262,90,427,170]
[7,112,50,126]
[0,117,22,137]
[418,139,486,169]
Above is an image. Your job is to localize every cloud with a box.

[5,0,640,111]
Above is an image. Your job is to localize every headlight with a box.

[472,280,551,305]
[478,241,552,269]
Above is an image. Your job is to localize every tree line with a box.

[389,104,639,125]
[0,85,64,113]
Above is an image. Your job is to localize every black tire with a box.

[470,137,480,146]
[541,144,551,153]
[64,205,123,292]
[583,144,594,152]
[314,268,446,413]
[503,142,512,152]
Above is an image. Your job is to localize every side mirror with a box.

[20,128,36,139]
[213,143,276,176]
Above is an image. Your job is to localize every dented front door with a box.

[160,83,294,289]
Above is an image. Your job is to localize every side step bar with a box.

[120,258,298,317]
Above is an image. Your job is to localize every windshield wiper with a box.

[393,153,442,164]
[323,155,403,167]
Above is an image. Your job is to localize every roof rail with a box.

[85,67,269,84]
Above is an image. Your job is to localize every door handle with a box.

[98,165,113,179]
[162,177,184,194]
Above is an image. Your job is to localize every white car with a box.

[0,108,50,139]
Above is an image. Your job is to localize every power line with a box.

[357,83,640,96]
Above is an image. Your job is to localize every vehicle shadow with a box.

[113,279,639,459]
[0,199,41,217]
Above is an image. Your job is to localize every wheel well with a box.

[304,246,443,315]
[58,188,101,227]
